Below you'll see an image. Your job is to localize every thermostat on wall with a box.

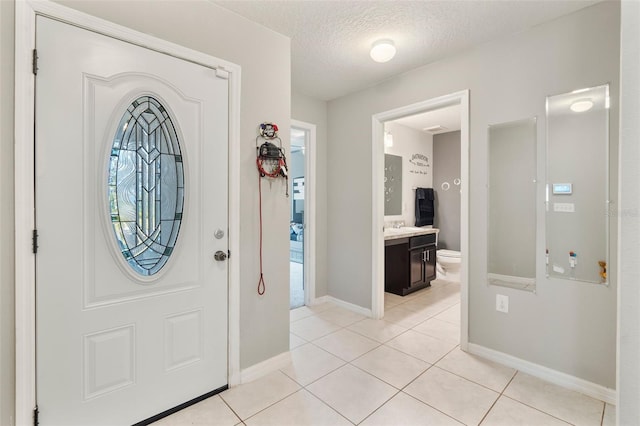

[552,183,573,195]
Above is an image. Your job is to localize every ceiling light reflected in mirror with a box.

[570,99,594,113]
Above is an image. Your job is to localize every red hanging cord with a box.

[257,171,266,295]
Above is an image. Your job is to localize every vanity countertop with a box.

[384,227,439,241]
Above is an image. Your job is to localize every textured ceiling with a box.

[212,0,601,101]
[392,104,462,134]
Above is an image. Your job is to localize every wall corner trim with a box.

[467,343,616,404]
[238,351,292,385]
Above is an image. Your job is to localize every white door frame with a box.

[290,119,316,306]
[14,1,241,423]
[371,90,470,350]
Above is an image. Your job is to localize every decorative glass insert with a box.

[108,96,184,276]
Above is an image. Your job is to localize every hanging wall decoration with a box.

[255,122,289,295]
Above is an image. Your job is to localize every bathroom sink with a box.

[384,228,405,233]
[384,226,438,238]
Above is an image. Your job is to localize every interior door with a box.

[35,16,229,425]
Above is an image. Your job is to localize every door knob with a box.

[214,251,227,261]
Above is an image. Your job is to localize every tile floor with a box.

[155,280,615,426]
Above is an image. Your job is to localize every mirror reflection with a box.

[384,153,403,216]
[488,117,537,291]
[546,84,609,284]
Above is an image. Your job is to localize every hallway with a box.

[156,280,614,425]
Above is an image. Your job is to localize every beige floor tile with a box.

[290,315,342,341]
[316,306,367,327]
[244,389,351,426]
[399,298,451,317]
[433,303,461,324]
[413,318,461,344]
[404,366,499,426]
[289,333,307,350]
[347,318,407,343]
[220,371,300,420]
[290,306,315,323]
[361,392,463,426]
[382,306,431,328]
[384,292,405,308]
[313,329,379,361]
[307,301,337,313]
[602,403,616,426]
[503,372,604,426]
[306,364,397,424]
[432,293,461,309]
[280,343,345,386]
[351,345,430,389]
[153,395,240,426]
[436,348,516,392]
[385,330,457,364]
[384,298,402,310]
[481,396,571,426]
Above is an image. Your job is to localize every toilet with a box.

[436,249,461,282]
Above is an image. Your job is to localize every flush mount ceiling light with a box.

[570,99,594,112]
[370,39,396,63]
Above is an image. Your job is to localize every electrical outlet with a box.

[496,294,509,313]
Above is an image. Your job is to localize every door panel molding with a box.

[14,1,241,424]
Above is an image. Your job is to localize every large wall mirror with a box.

[488,118,537,291]
[546,84,609,284]
[384,154,402,215]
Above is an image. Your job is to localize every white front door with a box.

[35,16,229,425]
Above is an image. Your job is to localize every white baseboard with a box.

[312,295,373,317]
[467,343,616,404]
[238,351,292,385]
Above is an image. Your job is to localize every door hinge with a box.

[33,405,39,426]
[32,229,38,254]
[32,49,38,75]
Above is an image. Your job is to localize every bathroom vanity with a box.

[384,227,438,296]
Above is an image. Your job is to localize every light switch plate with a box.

[496,294,509,313]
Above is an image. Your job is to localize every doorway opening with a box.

[371,91,470,350]
[290,120,316,309]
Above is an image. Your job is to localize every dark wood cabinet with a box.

[384,238,409,295]
[410,245,436,288]
[385,233,437,296]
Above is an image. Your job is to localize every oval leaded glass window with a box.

[108,96,184,277]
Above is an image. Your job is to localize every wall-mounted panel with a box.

[546,84,609,284]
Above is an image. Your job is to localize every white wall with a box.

[291,92,328,298]
[326,1,619,388]
[618,1,640,423]
[0,1,15,424]
[384,122,433,227]
[1,4,291,422]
